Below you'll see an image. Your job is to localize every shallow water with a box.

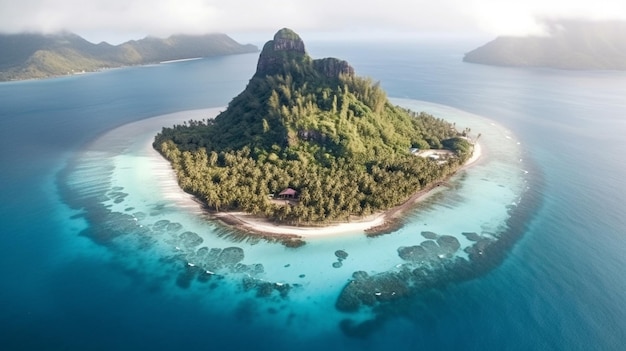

[55,91,529,340]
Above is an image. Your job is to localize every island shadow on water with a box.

[56,29,542,338]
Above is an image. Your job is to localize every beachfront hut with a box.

[278,188,298,199]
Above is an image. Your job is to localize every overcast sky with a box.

[0,0,624,44]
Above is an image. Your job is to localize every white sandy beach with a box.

[213,141,483,237]
[464,141,482,169]
[147,112,483,238]
[141,109,220,214]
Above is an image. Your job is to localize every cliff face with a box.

[272,29,306,53]
[255,28,307,76]
[255,28,354,78]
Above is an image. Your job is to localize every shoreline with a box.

[145,109,483,239]
[193,141,483,239]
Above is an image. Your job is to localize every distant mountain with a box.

[0,32,258,81]
[463,20,626,70]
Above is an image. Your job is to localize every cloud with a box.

[470,0,626,36]
[0,0,624,43]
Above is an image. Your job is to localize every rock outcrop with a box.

[313,57,354,78]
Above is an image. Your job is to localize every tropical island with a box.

[463,19,626,70]
[154,28,476,236]
[0,32,257,81]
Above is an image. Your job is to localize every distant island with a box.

[0,32,258,81]
[463,19,626,70]
[154,28,475,232]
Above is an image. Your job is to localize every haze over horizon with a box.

[0,0,624,44]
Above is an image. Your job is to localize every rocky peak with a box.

[255,28,354,79]
[255,28,308,76]
[271,28,306,53]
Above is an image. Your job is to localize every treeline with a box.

[158,141,469,224]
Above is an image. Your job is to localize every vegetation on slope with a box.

[154,28,473,224]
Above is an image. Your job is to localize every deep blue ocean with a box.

[1,39,625,350]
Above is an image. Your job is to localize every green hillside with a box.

[154,28,473,225]
[0,32,258,81]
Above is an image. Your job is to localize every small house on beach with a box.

[278,188,298,199]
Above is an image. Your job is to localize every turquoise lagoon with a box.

[59,98,530,336]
